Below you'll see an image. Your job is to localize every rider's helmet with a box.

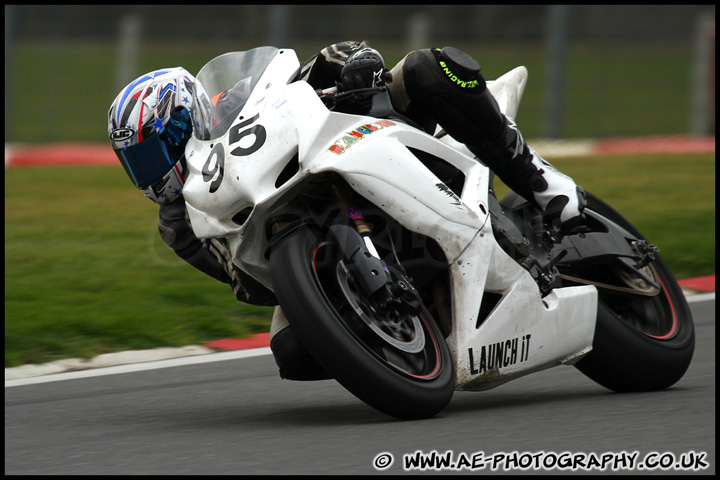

[108,67,203,205]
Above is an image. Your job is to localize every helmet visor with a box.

[115,134,177,189]
[113,107,191,189]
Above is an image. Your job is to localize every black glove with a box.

[339,47,389,91]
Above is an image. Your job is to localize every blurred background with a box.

[4,5,715,145]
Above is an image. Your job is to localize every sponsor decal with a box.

[110,127,135,142]
[436,182,462,206]
[468,334,531,375]
[438,60,480,89]
[328,119,396,155]
[271,98,287,109]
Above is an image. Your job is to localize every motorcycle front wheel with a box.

[270,223,455,420]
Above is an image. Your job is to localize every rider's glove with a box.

[339,47,389,91]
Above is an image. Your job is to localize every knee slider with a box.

[400,47,506,144]
[434,47,484,91]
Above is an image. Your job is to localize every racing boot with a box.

[468,118,587,235]
[269,307,333,381]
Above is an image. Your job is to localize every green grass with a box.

[4,153,714,367]
[6,40,699,144]
[5,165,273,367]
[495,152,716,280]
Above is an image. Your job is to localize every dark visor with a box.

[115,134,177,189]
[114,107,192,189]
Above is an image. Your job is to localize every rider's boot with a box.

[269,307,332,381]
[467,117,587,234]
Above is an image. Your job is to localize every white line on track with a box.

[5,348,272,388]
[685,292,715,303]
[5,293,714,388]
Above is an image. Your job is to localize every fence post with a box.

[690,10,715,136]
[544,5,569,140]
[115,15,141,95]
[267,5,290,47]
[407,13,430,52]
[5,5,15,141]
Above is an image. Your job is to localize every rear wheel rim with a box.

[599,267,679,340]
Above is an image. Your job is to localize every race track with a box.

[5,297,714,475]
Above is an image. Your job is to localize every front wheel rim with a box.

[312,242,444,380]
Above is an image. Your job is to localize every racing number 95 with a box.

[202,113,266,193]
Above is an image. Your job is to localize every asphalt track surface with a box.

[6,139,715,474]
[5,296,714,475]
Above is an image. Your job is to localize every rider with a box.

[107,41,586,381]
[300,41,586,231]
[107,67,277,307]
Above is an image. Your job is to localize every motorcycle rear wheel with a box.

[270,224,455,420]
[570,194,695,391]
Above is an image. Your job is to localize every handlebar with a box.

[316,86,388,107]
[316,84,426,133]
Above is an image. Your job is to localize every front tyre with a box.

[270,224,455,420]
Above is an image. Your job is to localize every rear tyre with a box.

[570,194,695,391]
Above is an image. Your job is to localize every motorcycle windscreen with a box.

[193,47,279,139]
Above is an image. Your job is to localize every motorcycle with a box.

[181,47,694,420]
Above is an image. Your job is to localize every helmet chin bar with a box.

[141,159,187,205]
[150,175,171,194]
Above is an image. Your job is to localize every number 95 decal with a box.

[202,113,266,193]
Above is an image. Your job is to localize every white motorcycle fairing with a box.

[181,47,597,391]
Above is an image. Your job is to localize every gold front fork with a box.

[331,184,381,258]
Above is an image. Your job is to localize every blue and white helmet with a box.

[108,67,205,205]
